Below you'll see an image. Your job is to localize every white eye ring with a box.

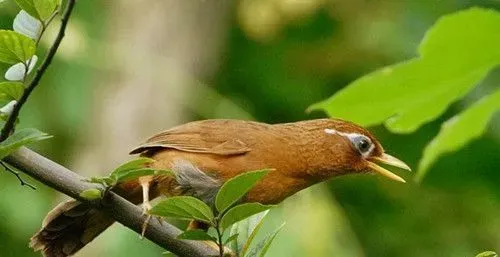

[324,129,374,157]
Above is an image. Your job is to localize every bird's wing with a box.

[129,120,253,156]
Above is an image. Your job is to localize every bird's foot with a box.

[139,176,153,239]
[140,202,153,239]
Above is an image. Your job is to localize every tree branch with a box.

[5,147,219,257]
[0,0,76,141]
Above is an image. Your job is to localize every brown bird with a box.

[30,119,410,257]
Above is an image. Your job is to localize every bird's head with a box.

[303,119,411,183]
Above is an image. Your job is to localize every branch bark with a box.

[5,147,219,257]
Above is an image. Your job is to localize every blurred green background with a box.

[0,0,499,256]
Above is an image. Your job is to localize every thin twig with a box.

[43,10,59,30]
[0,161,36,190]
[0,0,76,141]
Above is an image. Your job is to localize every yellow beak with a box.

[367,153,411,183]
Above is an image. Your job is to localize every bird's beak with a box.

[367,153,411,183]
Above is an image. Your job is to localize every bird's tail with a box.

[30,180,146,257]
[29,200,114,257]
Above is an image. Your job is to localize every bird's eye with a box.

[352,136,372,154]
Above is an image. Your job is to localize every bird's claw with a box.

[140,202,153,238]
[142,202,152,215]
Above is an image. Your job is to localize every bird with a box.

[30,118,411,257]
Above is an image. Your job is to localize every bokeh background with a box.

[0,0,499,256]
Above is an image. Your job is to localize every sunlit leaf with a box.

[177,229,216,241]
[224,233,239,245]
[5,55,38,81]
[79,188,102,200]
[150,196,214,224]
[0,30,36,64]
[0,100,17,115]
[476,251,498,257]
[161,251,176,257]
[246,222,285,257]
[233,210,270,256]
[215,169,270,214]
[13,10,41,40]
[0,128,51,159]
[15,0,60,21]
[220,203,272,230]
[0,82,24,101]
[308,8,500,133]
[416,90,500,182]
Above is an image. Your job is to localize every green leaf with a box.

[88,176,116,187]
[0,30,36,64]
[220,203,272,230]
[224,233,239,245]
[110,157,155,175]
[114,169,172,184]
[0,128,51,159]
[0,82,24,101]
[88,158,171,187]
[162,251,176,257]
[476,251,498,257]
[308,8,500,133]
[416,90,500,182]
[109,157,161,183]
[113,168,156,183]
[215,169,271,213]
[177,229,216,241]
[235,210,270,256]
[247,222,285,257]
[15,0,60,21]
[79,188,102,200]
[150,196,214,224]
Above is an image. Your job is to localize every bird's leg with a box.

[187,220,209,231]
[139,175,153,238]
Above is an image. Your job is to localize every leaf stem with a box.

[0,0,76,142]
[214,221,225,257]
